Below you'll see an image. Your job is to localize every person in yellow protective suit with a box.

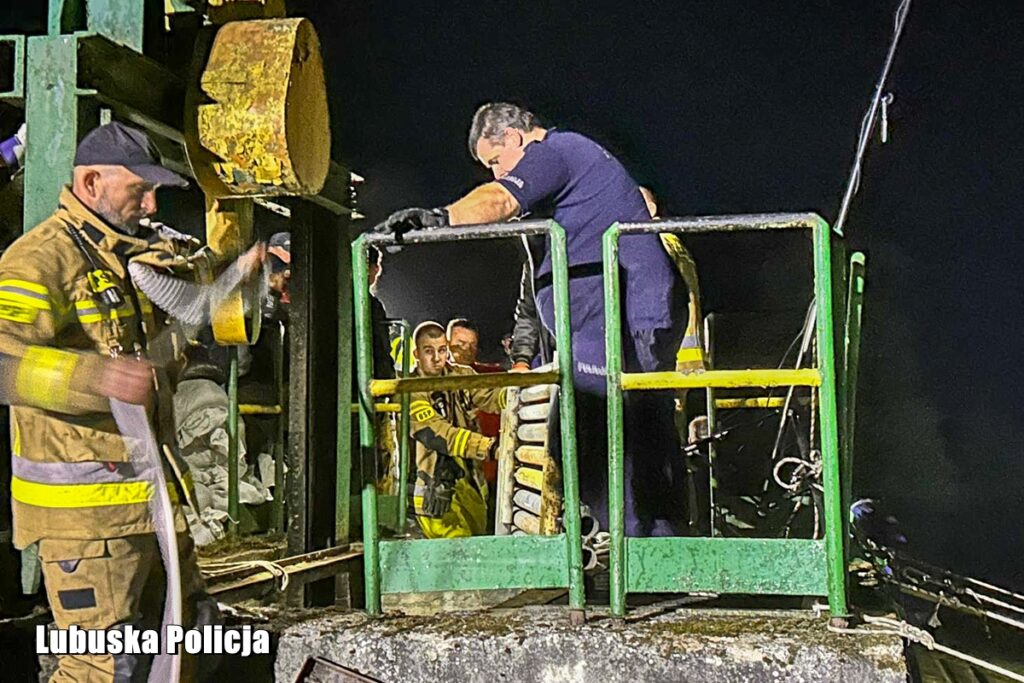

[409,321,506,538]
[0,122,262,682]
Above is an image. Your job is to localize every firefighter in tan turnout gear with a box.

[0,122,259,681]
[410,322,506,538]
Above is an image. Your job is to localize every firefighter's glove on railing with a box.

[419,455,465,518]
[372,207,450,240]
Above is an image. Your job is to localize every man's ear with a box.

[79,168,102,200]
[503,127,523,148]
[412,347,421,361]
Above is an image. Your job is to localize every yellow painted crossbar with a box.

[370,371,560,397]
[714,397,787,409]
[350,403,401,413]
[621,368,820,391]
[239,404,282,415]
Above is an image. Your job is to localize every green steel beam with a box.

[603,222,628,616]
[812,217,849,617]
[550,222,586,614]
[841,252,867,568]
[352,235,381,613]
[23,35,82,233]
[395,322,412,530]
[626,537,828,595]
[379,535,570,594]
[226,344,240,537]
[49,0,86,35]
[0,36,26,102]
[86,0,146,52]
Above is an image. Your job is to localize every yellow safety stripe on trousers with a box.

[15,346,79,411]
[10,475,154,508]
[74,299,135,324]
[497,389,508,410]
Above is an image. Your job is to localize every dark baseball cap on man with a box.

[74,122,189,188]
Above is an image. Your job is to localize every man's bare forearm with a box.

[446,182,520,225]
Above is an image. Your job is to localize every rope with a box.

[199,559,291,592]
[829,615,1024,682]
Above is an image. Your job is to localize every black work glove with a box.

[373,207,450,237]
[419,456,465,518]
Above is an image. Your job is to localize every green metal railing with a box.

[602,213,849,618]
[225,322,288,536]
[353,220,585,617]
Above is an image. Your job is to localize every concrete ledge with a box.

[275,607,906,682]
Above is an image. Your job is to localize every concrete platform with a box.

[274,606,907,682]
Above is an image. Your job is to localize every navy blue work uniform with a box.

[496,130,688,536]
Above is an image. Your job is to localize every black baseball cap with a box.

[74,122,189,188]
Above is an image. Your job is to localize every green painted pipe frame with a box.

[352,220,584,616]
[602,213,848,618]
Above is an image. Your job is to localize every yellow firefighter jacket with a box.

[660,233,708,373]
[0,187,193,548]
[410,363,506,517]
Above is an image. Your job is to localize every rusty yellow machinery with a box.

[184,12,330,345]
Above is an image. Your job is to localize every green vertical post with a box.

[549,222,585,614]
[272,321,286,533]
[48,0,85,35]
[841,252,867,564]
[395,321,412,530]
[86,0,145,52]
[23,34,80,233]
[602,223,627,617]
[352,236,381,614]
[335,231,354,547]
[812,218,848,617]
[226,344,240,537]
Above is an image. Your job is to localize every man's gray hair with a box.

[468,102,539,160]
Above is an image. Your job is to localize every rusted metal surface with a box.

[189,18,329,197]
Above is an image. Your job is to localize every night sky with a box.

[296,0,1024,589]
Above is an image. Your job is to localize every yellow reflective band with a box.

[15,346,78,411]
[0,297,39,323]
[0,279,49,296]
[11,476,154,508]
[410,400,432,410]
[0,290,51,311]
[498,389,508,410]
[12,422,20,456]
[75,300,134,324]
[454,429,471,457]
[676,346,706,362]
